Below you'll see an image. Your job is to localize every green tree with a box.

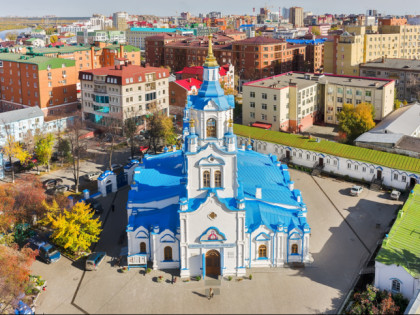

[40,201,102,255]
[34,133,55,172]
[337,103,375,143]
[56,138,71,166]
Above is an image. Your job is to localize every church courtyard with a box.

[32,169,402,314]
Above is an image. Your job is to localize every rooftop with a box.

[129,27,192,33]
[234,36,284,45]
[103,44,140,52]
[286,38,326,45]
[0,106,44,125]
[31,45,96,54]
[244,72,394,89]
[368,103,420,136]
[233,124,420,174]
[174,78,202,91]
[361,58,420,71]
[0,53,75,70]
[80,64,169,85]
[376,185,420,277]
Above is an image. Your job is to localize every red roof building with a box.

[169,78,202,117]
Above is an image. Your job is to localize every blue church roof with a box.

[187,87,234,111]
[237,150,300,206]
[128,203,180,234]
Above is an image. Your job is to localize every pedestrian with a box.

[112,204,115,212]
[208,287,214,300]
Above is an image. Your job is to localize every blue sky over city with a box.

[2,0,419,16]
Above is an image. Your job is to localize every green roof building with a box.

[374,185,420,299]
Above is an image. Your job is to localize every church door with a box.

[206,250,220,278]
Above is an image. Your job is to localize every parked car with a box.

[85,198,104,214]
[85,171,102,182]
[390,190,401,200]
[4,161,12,172]
[350,185,363,196]
[135,135,145,142]
[43,178,63,189]
[85,252,106,271]
[54,185,69,194]
[27,237,61,264]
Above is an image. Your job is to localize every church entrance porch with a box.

[206,250,221,278]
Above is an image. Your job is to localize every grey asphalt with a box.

[31,169,402,314]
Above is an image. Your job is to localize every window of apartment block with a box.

[356,90,362,96]
[250,92,255,98]
[337,87,343,94]
[262,93,267,99]
[273,116,277,122]
[273,95,277,100]
[262,104,267,110]
[337,97,343,103]
[273,105,277,111]
[250,112,255,118]
[346,89,352,95]
[250,102,255,108]
[261,114,267,120]
[366,91,372,97]
[346,98,352,104]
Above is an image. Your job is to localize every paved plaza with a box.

[32,169,402,314]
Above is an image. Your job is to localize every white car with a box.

[350,185,363,196]
[390,190,401,200]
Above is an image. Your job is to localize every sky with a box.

[1,0,419,17]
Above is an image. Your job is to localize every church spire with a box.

[203,34,219,68]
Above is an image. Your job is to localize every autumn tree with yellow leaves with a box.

[337,103,376,143]
[40,201,102,255]
[2,134,30,183]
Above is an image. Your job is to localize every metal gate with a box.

[117,172,128,188]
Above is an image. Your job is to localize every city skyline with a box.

[1,0,419,17]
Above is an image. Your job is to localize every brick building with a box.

[0,53,78,116]
[169,78,202,117]
[146,34,234,72]
[232,37,306,82]
[286,39,325,73]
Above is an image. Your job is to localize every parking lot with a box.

[31,169,402,314]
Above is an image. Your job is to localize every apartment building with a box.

[242,72,395,132]
[324,24,420,76]
[76,30,126,45]
[0,53,78,116]
[232,37,306,81]
[126,27,194,50]
[169,78,202,117]
[0,106,71,146]
[286,39,325,73]
[289,7,304,27]
[146,34,234,72]
[79,61,169,129]
[360,58,420,102]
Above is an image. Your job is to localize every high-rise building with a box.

[289,7,304,27]
[113,12,129,31]
[282,7,289,19]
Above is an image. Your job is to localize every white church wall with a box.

[238,137,419,190]
[375,261,420,300]
[249,226,274,268]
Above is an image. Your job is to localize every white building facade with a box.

[126,37,312,278]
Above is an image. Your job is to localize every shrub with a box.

[227,276,233,281]
[249,274,253,280]
[195,275,201,281]
[146,268,151,274]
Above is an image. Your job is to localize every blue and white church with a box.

[126,36,312,278]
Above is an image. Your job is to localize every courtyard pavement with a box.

[31,169,402,314]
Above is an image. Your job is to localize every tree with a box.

[34,133,55,172]
[348,285,401,315]
[41,201,102,255]
[102,119,122,170]
[147,110,177,153]
[337,103,375,143]
[123,110,142,159]
[0,244,37,314]
[2,134,30,183]
[5,32,17,41]
[56,138,71,166]
[67,117,86,193]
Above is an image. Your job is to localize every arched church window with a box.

[140,242,146,253]
[391,279,401,293]
[258,245,267,258]
[164,246,172,261]
[206,118,217,138]
[203,171,210,188]
[215,171,222,187]
[291,244,298,254]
